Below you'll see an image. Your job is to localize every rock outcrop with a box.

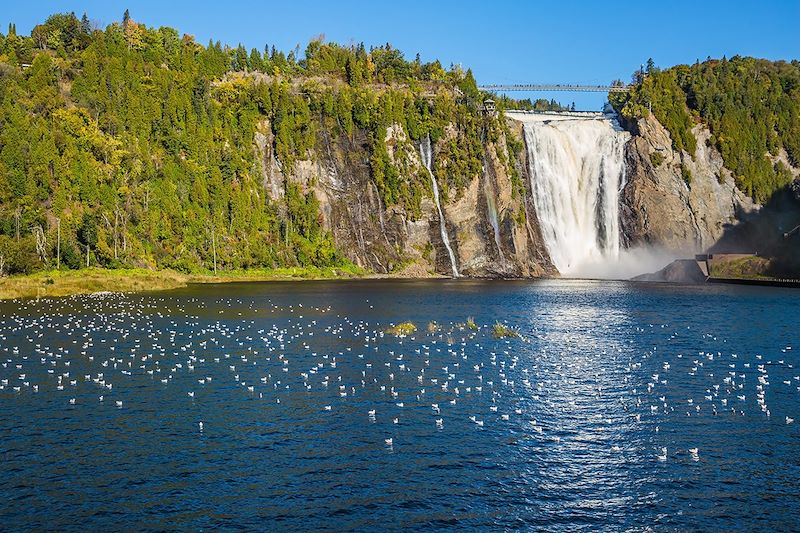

[620,113,757,253]
[632,259,708,284]
[254,109,774,279]
[254,119,555,278]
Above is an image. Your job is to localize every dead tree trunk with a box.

[32,225,48,265]
[56,218,61,270]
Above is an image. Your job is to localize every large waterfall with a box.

[421,135,459,277]
[509,112,629,276]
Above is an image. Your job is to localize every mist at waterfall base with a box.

[510,112,676,280]
[567,245,681,280]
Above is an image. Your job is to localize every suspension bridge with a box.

[478,84,629,93]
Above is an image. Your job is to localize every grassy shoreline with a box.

[0,265,402,300]
[707,256,773,280]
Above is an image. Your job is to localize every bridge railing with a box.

[479,84,629,93]
[505,110,607,117]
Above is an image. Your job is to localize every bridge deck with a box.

[479,84,628,93]
[505,110,607,117]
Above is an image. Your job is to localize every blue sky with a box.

[4,0,799,110]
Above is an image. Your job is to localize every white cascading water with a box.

[508,112,629,277]
[421,135,459,277]
[484,184,503,260]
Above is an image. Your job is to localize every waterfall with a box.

[509,112,629,276]
[421,135,459,277]
[484,183,503,260]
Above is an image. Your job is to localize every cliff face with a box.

[254,118,555,278]
[256,108,777,278]
[620,113,757,253]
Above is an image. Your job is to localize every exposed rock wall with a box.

[253,119,555,278]
[620,114,757,253]
[445,125,553,278]
[254,109,771,278]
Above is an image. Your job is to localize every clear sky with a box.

[3,0,799,110]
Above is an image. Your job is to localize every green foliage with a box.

[614,68,697,154]
[500,119,527,205]
[613,56,800,203]
[650,151,665,168]
[77,213,98,248]
[0,236,42,274]
[495,96,569,112]
[0,12,501,276]
[492,322,519,339]
[386,321,417,336]
[680,163,693,185]
[59,239,82,269]
[708,255,771,279]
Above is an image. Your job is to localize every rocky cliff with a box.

[254,117,555,278]
[620,113,758,254]
[6,15,795,281]
[256,105,791,279]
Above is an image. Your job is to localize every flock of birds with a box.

[0,291,797,465]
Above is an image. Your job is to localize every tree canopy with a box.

[0,12,515,275]
[612,56,800,203]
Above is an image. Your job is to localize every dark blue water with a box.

[1,279,798,531]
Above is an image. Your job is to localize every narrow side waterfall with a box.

[509,112,629,276]
[484,184,503,260]
[421,135,459,277]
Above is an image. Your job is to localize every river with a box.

[0,280,798,530]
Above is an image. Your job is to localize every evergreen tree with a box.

[81,13,91,34]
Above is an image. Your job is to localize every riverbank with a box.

[0,265,398,300]
[704,255,800,286]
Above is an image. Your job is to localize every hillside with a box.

[0,12,557,278]
[612,57,800,272]
[2,13,799,285]
[611,56,800,203]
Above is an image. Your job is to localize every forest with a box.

[611,56,800,202]
[0,11,519,276]
[3,12,797,278]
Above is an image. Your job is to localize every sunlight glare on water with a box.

[0,279,798,531]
